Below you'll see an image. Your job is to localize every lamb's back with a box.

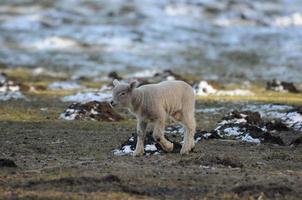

[139,80,193,106]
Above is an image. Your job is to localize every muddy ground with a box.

[1,95,302,200]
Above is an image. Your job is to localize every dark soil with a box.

[61,101,124,121]
[0,120,302,200]
[232,184,296,198]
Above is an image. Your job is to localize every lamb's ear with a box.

[112,79,120,87]
[129,80,139,90]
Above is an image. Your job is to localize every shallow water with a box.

[0,0,302,82]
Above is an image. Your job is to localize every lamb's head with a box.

[110,79,139,108]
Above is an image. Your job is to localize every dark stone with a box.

[108,71,122,80]
[0,158,17,168]
[267,79,300,93]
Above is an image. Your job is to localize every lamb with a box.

[110,79,196,156]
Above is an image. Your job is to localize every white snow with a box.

[194,81,217,96]
[61,92,112,103]
[281,111,302,131]
[0,91,25,101]
[194,81,254,96]
[48,81,84,90]
[125,70,158,78]
[216,89,254,96]
[218,118,247,126]
[240,134,261,144]
[113,145,134,156]
[274,13,302,27]
[145,144,157,151]
[0,77,25,101]
[29,37,79,50]
[245,104,302,131]
[196,107,224,113]
[224,127,242,136]
[59,108,78,120]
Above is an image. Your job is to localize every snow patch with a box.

[0,75,25,101]
[48,81,84,90]
[194,81,254,96]
[241,134,261,144]
[27,37,79,50]
[61,91,112,103]
[274,13,302,27]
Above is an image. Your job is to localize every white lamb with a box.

[111,79,196,156]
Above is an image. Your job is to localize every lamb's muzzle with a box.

[112,79,196,156]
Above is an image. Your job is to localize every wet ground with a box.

[0,70,302,199]
[1,115,302,199]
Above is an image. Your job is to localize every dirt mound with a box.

[267,79,300,93]
[60,101,123,121]
[0,158,17,168]
[113,126,185,156]
[114,108,302,156]
[210,110,302,145]
[114,132,164,155]
[222,110,262,125]
[232,184,295,198]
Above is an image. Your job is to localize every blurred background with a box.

[0,0,301,83]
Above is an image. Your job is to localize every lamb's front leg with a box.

[133,119,147,156]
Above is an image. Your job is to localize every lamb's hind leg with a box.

[153,119,174,152]
[180,113,196,155]
[133,119,147,156]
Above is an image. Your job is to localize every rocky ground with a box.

[0,69,302,200]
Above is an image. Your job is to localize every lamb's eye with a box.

[119,92,126,96]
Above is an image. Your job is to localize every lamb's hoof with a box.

[165,142,174,153]
[132,150,144,157]
[180,147,190,155]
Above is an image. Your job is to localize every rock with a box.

[108,71,122,80]
[153,70,193,85]
[0,158,17,168]
[60,101,123,121]
[290,106,302,115]
[290,136,302,146]
[266,79,300,93]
